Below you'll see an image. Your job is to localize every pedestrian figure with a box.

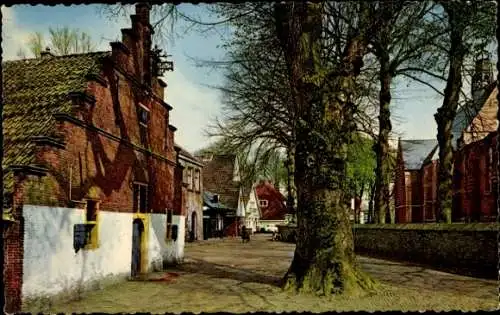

[241,225,250,243]
[271,231,279,241]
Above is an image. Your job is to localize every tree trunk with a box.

[368,182,375,223]
[435,4,465,223]
[374,49,393,224]
[496,0,500,240]
[274,2,376,295]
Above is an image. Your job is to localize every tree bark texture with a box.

[434,4,465,223]
[274,2,376,295]
[374,51,393,224]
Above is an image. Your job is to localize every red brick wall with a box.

[26,4,178,214]
[395,132,498,224]
[4,172,27,312]
[453,131,498,222]
[421,161,438,222]
[3,5,181,312]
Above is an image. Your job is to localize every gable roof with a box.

[201,154,240,210]
[400,139,438,170]
[451,81,497,149]
[255,180,288,221]
[2,52,110,192]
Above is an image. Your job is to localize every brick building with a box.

[175,143,204,241]
[197,154,245,237]
[2,4,186,312]
[254,180,288,232]
[394,58,498,224]
[394,139,439,223]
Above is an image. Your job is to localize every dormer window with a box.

[212,194,219,203]
[259,200,268,208]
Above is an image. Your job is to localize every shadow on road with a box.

[174,257,284,287]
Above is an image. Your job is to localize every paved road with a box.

[38,233,497,313]
[183,233,497,301]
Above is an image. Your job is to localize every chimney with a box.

[135,2,151,25]
[40,47,54,58]
[471,55,494,104]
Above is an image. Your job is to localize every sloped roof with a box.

[255,180,288,221]
[201,154,240,210]
[451,81,497,149]
[400,139,438,170]
[175,142,203,166]
[2,52,110,192]
[203,191,232,210]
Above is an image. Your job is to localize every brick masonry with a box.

[353,225,498,279]
[395,131,498,223]
[278,224,498,279]
[3,4,184,312]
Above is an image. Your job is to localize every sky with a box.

[2,4,496,152]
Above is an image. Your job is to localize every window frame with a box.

[187,167,193,191]
[84,199,100,250]
[194,169,201,192]
[259,199,268,208]
[133,182,149,213]
[164,114,169,150]
[166,209,174,241]
[138,103,150,146]
[486,147,493,194]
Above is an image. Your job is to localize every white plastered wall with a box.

[22,205,185,300]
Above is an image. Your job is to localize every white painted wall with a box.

[22,205,184,301]
[258,220,284,232]
[161,215,185,265]
[236,187,245,217]
[245,188,260,232]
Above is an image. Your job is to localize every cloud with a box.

[2,6,33,60]
[163,65,222,153]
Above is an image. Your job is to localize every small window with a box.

[86,200,98,222]
[486,148,494,193]
[138,104,150,146]
[194,169,200,192]
[259,200,268,207]
[164,115,169,150]
[187,168,193,190]
[166,209,174,240]
[84,200,100,249]
[133,183,149,213]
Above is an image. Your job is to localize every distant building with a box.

[175,144,204,241]
[394,57,498,223]
[197,154,245,237]
[254,180,288,232]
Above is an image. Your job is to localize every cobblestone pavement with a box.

[38,233,498,313]
[183,233,497,301]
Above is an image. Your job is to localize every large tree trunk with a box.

[274,2,376,295]
[434,3,465,223]
[374,51,393,224]
[497,0,500,237]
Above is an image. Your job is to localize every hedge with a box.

[277,223,499,279]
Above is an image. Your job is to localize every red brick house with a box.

[394,139,439,223]
[2,4,186,312]
[394,58,497,224]
[254,180,288,232]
